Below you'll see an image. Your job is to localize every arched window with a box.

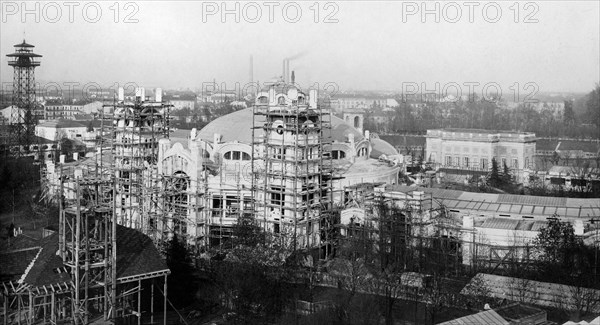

[332,150,346,159]
[354,116,360,128]
[277,96,286,105]
[276,125,284,135]
[224,151,251,161]
[258,96,268,104]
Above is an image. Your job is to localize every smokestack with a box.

[291,71,295,84]
[286,59,290,84]
[249,55,253,90]
[282,60,286,82]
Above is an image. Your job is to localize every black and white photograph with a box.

[1,1,599,324]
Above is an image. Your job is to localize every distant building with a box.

[43,101,103,120]
[330,95,399,113]
[35,119,88,141]
[426,129,536,180]
[1,105,44,123]
[342,183,600,270]
[206,91,237,103]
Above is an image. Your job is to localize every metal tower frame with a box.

[6,40,42,154]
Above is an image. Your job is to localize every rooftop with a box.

[383,185,600,219]
[437,309,509,325]
[37,119,86,129]
[0,225,169,290]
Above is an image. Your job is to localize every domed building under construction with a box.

[46,82,401,253]
[156,82,400,250]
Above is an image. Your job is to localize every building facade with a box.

[426,129,537,176]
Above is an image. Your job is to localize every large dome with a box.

[196,108,364,144]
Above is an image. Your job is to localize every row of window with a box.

[257,95,306,105]
[223,151,251,161]
[442,156,532,169]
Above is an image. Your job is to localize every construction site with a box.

[3,39,600,324]
[0,40,354,323]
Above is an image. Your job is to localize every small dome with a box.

[370,137,399,159]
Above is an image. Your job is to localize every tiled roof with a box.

[115,226,169,279]
[3,225,168,290]
[536,139,559,151]
[437,309,509,325]
[557,140,600,153]
[0,247,41,282]
[22,234,71,287]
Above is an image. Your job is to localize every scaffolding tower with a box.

[103,88,172,246]
[251,82,336,258]
[60,176,117,324]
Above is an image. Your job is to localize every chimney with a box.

[118,87,124,101]
[282,60,286,82]
[291,71,295,84]
[286,59,290,84]
[309,89,318,109]
[249,55,254,88]
[135,87,145,101]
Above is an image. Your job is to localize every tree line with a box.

[364,85,600,139]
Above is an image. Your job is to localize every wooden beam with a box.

[163,275,167,325]
[150,280,154,325]
[51,292,55,324]
[137,279,141,325]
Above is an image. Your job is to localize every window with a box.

[445,156,452,166]
[224,151,251,161]
[332,150,346,159]
[270,186,285,206]
[501,158,507,167]
[454,157,460,167]
[512,158,518,169]
[273,148,286,159]
[463,157,469,168]
[277,96,286,105]
[354,116,360,128]
[174,218,187,235]
[358,147,368,157]
[480,158,488,170]
[274,223,280,233]
[524,157,530,169]
[276,125,284,135]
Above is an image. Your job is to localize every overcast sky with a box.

[1,1,598,94]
